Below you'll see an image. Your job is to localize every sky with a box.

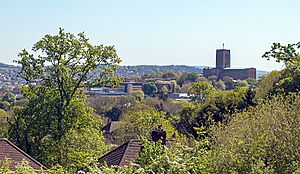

[1,0,300,71]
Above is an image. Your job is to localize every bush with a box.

[206,93,300,173]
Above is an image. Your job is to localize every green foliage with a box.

[223,76,235,90]
[113,104,177,144]
[0,159,66,173]
[135,139,208,174]
[0,101,10,110]
[162,70,179,80]
[130,90,145,101]
[9,28,117,170]
[263,42,300,93]
[245,78,258,86]
[254,70,281,101]
[2,92,16,104]
[188,81,214,103]
[177,86,253,138]
[88,95,136,118]
[214,80,226,90]
[0,109,12,137]
[186,72,199,82]
[206,94,300,173]
[14,27,121,134]
[235,79,248,87]
[59,115,109,172]
[142,82,157,95]
[174,102,198,137]
[95,138,209,174]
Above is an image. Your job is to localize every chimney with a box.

[151,125,166,145]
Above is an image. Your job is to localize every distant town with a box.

[0,48,268,102]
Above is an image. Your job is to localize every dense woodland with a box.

[0,30,299,173]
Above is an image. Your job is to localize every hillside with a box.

[0,62,268,79]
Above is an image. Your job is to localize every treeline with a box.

[0,29,299,173]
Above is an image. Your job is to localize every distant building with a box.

[169,93,191,101]
[203,48,256,80]
[216,49,230,69]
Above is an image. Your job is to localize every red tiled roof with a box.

[98,139,142,167]
[0,138,45,171]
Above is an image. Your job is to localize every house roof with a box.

[0,138,45,171]
[98,139,142,167]
[98,139,173,167]
[101,121,120,133]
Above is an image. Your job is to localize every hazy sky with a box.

[1,0,299,71]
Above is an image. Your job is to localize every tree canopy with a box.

[9,28,121,171]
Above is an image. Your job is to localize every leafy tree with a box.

[208,75,218,87]
[0,101,10,110]
[158,86,169,101]
[2,92,16,104]
[223,76,235,90]
[235,79,248,87]
[214,80,226,90]
[177,72,188,86]
[112,104,177,144]
[206,94,300,173]
[245,78,258,87]
[9,28,119,169]
[254,71,281,101]
[59,114,109,172]
[0,158,66,173]
[88,95,136,117]
[188,81,214,103]
[142,82,157,96]
[130,90,145,101]
[135,139,208,174]
[105,107,122,121]
[179,83,190,93]
[186,72,199,82]
[263,42,300,93]
[0,109,12,137]
[196,76,208,83]
[179,87,251,138]
[14,28,121,134]
[162,70,179,80]
[97,138,209,174]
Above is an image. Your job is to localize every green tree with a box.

[9,28,119,169]
[112,104,177,144]
[2,92,16,104]
[235,79,248,87]
[130,90,145,101]
[0,109,12,137]
[158,85,169,101]
[223,76,235,90]
[263,42,300,93]
[206,94,300,173]
[179,83,191,93]
[162,70,179,80]
[254,71,281,101]
[177,72,188,86]
[15,28,121,134]
[196,76,208,83]
[214,80,226,90]
[208,75,218,87]
[245,78,258,87]
[188,81,214,103]
[186,72,199,82]
[142,82,157,96]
